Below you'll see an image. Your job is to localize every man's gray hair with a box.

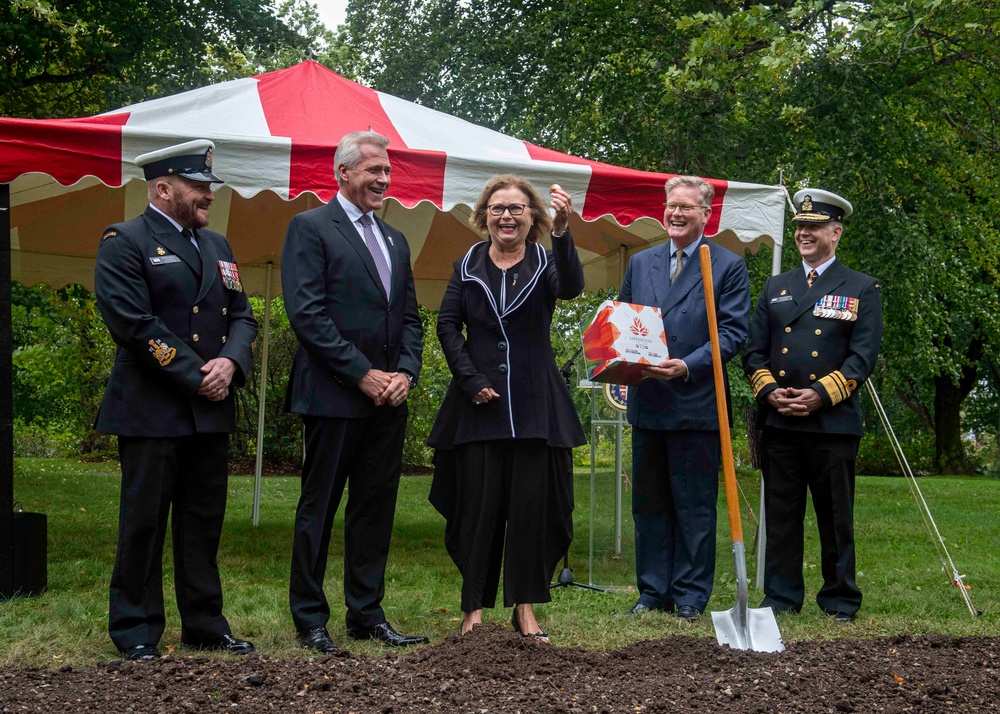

[334,131,390,185]
[665,175,714,207]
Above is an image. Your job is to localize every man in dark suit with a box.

[94,140,258,661]
[618,176,750,621]
[282,130,426,652]
[744,188,883,622]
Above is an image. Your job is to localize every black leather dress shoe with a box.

[182,633,255,655]
[676,605,702,621]
[833,612,854,623]
[348,621,429,647]
[616,601,656,617]
[297,625,341,654]
[122,643,160,661]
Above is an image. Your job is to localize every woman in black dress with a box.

[428,175,586,641]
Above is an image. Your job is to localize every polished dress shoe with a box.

[676,605,701,621]
[348,621,429,647]
[297,625,341,654]
[833,612,854,623]
[616,601,657,617]
[122,643,160,661]
[182,633,255,655]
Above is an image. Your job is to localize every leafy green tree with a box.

[1,0,319,117]
[346,0,1000,473]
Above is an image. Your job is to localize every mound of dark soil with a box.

[1,627,996,712]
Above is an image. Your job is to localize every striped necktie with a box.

[807,268,819,288]
[670,249,684,285]
[358,214,392,297]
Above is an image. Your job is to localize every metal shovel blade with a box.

[711,543,785,653]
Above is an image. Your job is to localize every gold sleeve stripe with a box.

[817,370,854,405]
[749,369,777,397]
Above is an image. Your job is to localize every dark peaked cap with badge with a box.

[135,139,223,183]
[792,188,852,223]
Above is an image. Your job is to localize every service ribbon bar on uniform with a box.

[813,295,859,322]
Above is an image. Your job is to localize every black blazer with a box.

[94,207,258,437]
[743,259,883,436]
[282,198,423,418]
[427,233,586,449]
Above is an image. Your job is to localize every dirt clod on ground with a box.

[1,627,997,712]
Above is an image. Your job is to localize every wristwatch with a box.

[402,372,417,390]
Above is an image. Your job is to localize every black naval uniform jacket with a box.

[743,259,883,436]
[427,234,587,450]
[94,207,258,436]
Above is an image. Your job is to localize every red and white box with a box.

[580,300,668,385]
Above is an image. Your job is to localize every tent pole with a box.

[1,183,12,597]
[252,262,274,527]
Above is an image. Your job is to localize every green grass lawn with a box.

[1,457,997,668]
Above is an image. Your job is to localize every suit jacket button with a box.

[222,307,228,315]
[815,329,822,335]
[785,326,792,333]
[781,347,788,354]
[812,351,819,357]
[383,344,389,352]
[221,336,227,344]
[498,364,508,374]
[502,319,509,327]
[682,308,687,313]
[497,341,507,351]
[192,334,200,342]
[809,373,816,381]
[671,335,677,341]
[387,309,393,315]
[192,306,199,314]
[779,370,786,377]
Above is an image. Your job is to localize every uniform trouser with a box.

[109,433,231,651]
[631,428,720,612]
[761,427,862,616]
[289,406,407,633]
[446,440,573,612]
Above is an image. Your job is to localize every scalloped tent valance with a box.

[1,61,785,306]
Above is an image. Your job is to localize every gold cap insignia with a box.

[801,195,813,212]
[156,246,166,255]
[205,147,213,168]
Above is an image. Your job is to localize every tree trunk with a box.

[932,337,982,474]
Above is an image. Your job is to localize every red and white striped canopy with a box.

[1,61,785,305]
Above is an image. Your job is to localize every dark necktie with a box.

[807,269,819,288]
[358,214,392,297]
[670,249,684,285]
[182,228,200,254]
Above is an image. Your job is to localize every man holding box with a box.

[617,176,750,621]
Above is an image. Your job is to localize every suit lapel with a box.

[195,230,218,304]
[661,239,706,315]
[328,201,388,302]
[143,208,202,276]
[787,260,847,323]
[647,243,669,308]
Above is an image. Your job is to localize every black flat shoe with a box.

[122,643,160,661]
[511,607,550,643]
[348,621,429,647]
[297,625,341,654]
[182,633,255,655]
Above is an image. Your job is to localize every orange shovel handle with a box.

[698,244,743,545]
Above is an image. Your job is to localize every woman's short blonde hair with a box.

[470,174,552,244]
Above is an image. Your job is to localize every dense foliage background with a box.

[5,0,998,475]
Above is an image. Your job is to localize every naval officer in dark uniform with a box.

[743,188,883,622]
[95,140,258,660]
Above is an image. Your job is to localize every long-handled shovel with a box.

[699,244,784,653]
